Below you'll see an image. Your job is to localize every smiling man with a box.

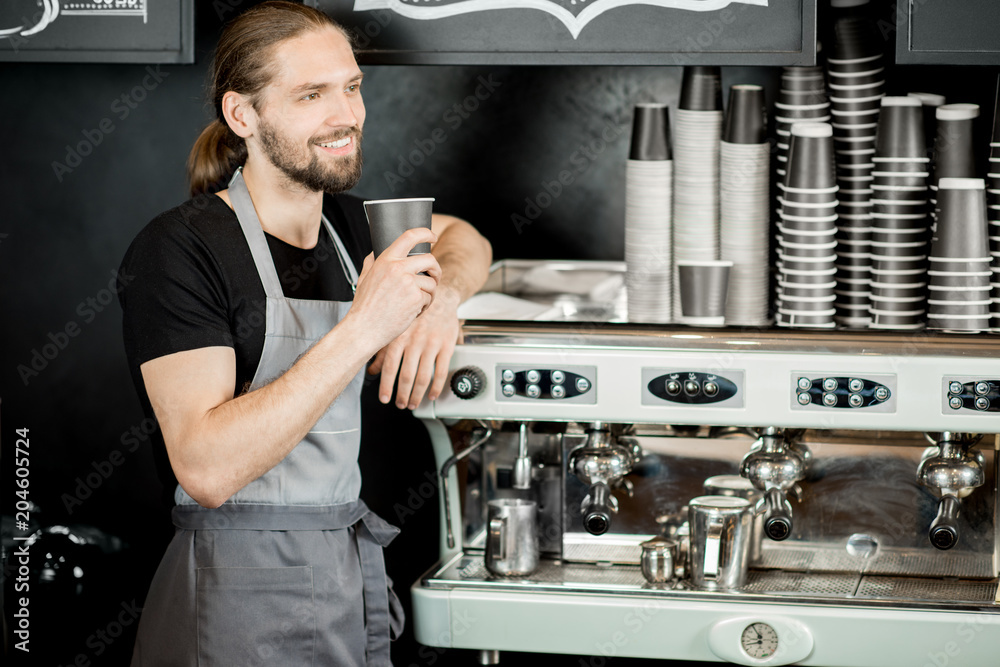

[117,2,491,665]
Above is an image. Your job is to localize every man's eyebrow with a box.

[289,73,363,95]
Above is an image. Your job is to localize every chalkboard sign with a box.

[896,0,1000,65]
[310,0,816,66]
[0,0,194,63]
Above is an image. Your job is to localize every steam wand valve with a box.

[740,427,806,541]
[917,432,985,551]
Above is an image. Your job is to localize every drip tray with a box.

[424,554,999,611]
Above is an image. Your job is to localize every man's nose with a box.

[324,94,361,128]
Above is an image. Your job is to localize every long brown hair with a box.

[187,1,351,197]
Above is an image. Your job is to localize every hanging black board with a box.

[0,0,194,63]
[896,0,1000,65]
[310,0,816,66]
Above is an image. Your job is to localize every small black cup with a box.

[630,104,671,161]
[680,66,722,112]
[934,104,980,181]
[724,85,766,144]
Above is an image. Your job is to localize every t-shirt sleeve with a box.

[119,213,234,367]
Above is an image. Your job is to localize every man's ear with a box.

[221,91,257,140]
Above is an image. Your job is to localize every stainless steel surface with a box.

[485,499,539,577]
[704,474,765,564]
[917,434,988,550]
[740,428,807,541]
[424,553,999,611]
[689,496,753,591]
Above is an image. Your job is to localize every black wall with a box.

[0,1,995,665]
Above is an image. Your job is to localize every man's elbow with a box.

[172,461,232,509]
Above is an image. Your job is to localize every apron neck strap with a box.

[228,167,358,297]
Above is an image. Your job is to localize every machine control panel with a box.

[791,373,896,413]
[942,377,1000,413]
[647,371,739,404]
[641,369,744,408]
[495,365,596,404]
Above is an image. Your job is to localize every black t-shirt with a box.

[118,192,372,498]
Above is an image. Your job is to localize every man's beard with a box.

[258,118,363,193]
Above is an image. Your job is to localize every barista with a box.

[117,2,491,665]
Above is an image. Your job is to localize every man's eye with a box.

[303,92,320,101]
[347,84,361,93]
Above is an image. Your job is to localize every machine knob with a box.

[665,379,682,396]
[526,369,541,384]
[822,392,838,407]
[848,378,864,393]
[823,378,838,392]
[975,382,990,396]
[703,381,719,397]
[948,381,964,395]
[949,397,963,410]
[975,397,990,411]
[450,366,486,400]
[684,380,700,396]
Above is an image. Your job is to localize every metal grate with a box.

[758,544,994,579]
[857,576,999,603]
[744,570,859,597]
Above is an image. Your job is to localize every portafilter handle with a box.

[581,481,619,535]
[761,488,793,541]
[929,495,961,551]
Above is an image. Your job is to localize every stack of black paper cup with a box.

[776,123,839,329]
[927,178,992,333]
[673,66,723,320]
[988,81,1000,332]
[931,103,980,227]
[625,103,673,323]
[868,97,931,330]
[775,67,831,184]
[721,84,770,326]
[826,0,886,326]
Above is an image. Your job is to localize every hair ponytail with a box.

[186,1,351,197]
[187,119,248,197]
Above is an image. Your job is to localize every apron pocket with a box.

[196,566,316,667]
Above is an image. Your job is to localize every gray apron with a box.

[132,169,403,667]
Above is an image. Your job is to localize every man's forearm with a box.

[431,216,492,304]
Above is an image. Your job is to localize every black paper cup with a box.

[928,271,992,289]
[630,104,671,161]
[780,266,839,281]
[874,97,926,159]
[928,287,992,303]
[871,185,929,201]
[781,284,836,299]
[786,124,837,190]
[870,160,929,174]
[778,184,840,205]
[930,178,989,259]
[364,198,434,257]
[724,85,766,144]
[680,66,722,111]
[873,173,929,188]
[934,104,980,180]
[677,260,731,323]
[927,257,992,273]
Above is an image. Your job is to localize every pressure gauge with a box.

[740,622,778,659]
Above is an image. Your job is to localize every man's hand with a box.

[368,285,463,409]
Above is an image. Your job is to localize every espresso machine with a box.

[411,260,1000,666]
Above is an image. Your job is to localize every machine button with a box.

[797,377,812,391]
[949,397,963,410]
[502,384,516,398]
[551,385,566,399]
[848,393,863,408]
[975,382,990,396]
[450,366,486,400]
[502,369,515,383]
[526,370,541,384]
[975,397,990,411]
[684,380,700,396]
[874,386,889,401]
[576,377,591,393]
[797,392,812,406]
[551,370,565,384]
[948,381,964,395]
[703,381,719,397]
[822,392,838,407]
[665,380,682,396]
[526,384,541,399]
[848,378,864,393]
[823,378,838,392]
